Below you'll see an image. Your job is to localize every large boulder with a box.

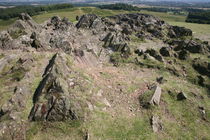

[29,54,88,121]
[169,26,192,38]
[149,85,162,106]
[192,58,210,77]
[159,46,173,57]
[0,31,12,49]
[50,16,72,30]
[76,14,99,29]
[185,40,210,54]
[151,116,163,132]
[169,39,209,54]
[177,92,187,100]
[19,13,32,21]
[178,50,189,60]
[145,48,164,62]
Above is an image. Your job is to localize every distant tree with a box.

[186,11,210,24]
[0,4,74,20]
[98,3,140,11]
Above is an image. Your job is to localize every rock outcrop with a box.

[29,54,87,121]
[151,116,163,132]
[149,85,162,106]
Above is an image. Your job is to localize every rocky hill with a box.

[0,12,210,139]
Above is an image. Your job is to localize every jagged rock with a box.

[122,27,132,35]
[76,14,98,28]
[51,16,61,26]
[134,49,144,56]
[102,32,130,56]
[150,85,162,106]
[29,54,87,121]
[192,58,210,77]
[177,92,187,100]
[151,116,163,132]
[49,36,72,53]
[50,16,72,30]
[31,39,43,49]
[198,106,206,120]
[62,17,72,25]
[185,40,209,54]
[145,48,164,62]
[139,85,162,108]
[0,31,12,49]
[30,32,37,39]
[19,13,32,21]
[170,39,209,54]
[169,26,192,38]
[160,47,172,57]
[178,50,189,60]
[197,75,205,86]
[156,76,166,84]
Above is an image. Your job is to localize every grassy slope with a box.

[0,7,210,140]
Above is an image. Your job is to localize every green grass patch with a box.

[88,111,156,140]
[26,121,83,140]
[0,54,4,59]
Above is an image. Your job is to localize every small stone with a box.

[156,76,166,84]
[151,116,163,132]
[150,85,162,106]
[177,92,187,100]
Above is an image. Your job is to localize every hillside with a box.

[0,12,210,140]
[1,7,210,42]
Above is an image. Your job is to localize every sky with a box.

[1,0,210,2]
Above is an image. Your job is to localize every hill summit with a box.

[0,13,210,139]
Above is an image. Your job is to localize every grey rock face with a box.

[160,47,172,57]
[29,54,87,121]
[19,13,32,21]
[169,26,192,38]
[178,50,189,60]
[150,85,162,106]
[192,58,210,77]
[177,92,187,100]
[151,116,163,132]
[76,14,98,29]
[145,48,164,62]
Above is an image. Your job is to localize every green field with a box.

[0,7,210,41]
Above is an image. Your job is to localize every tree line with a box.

[0,4,74,20]
[186,11,210,24]
[98,3,141,11]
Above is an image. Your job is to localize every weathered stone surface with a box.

[160,47,172,57]
[19,13,32,21]
[150,85,162,106]
[185,40,209,54]
[29,54,87,121]
[151,116,163,132]
[169,39,209,54]
[177,92,187,100]
[145,48,164,62]
[192,58,210,77]
[76,14,98,29]
[0,31,13,49]
[0,122,26,140]
[169,26,192,38]
[134,49,144,56]
[178,50,189,60]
